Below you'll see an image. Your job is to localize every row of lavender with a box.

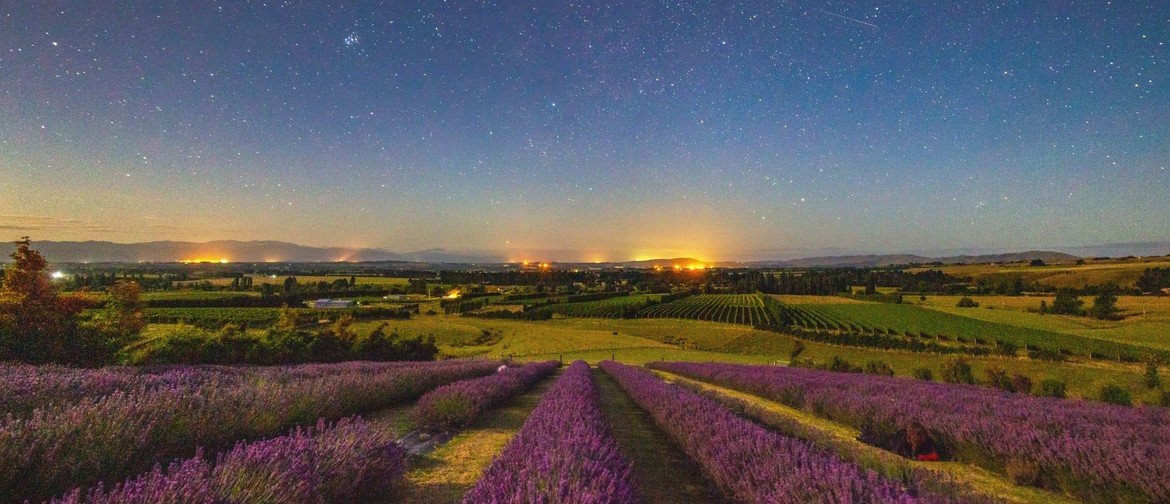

[414,360,561,430]
[465,361,639,503]
[651,361,1170,503]
[48,417,404,504]
[0,361,452,417]
[599,361,942,504]
[0,364,232,416]
[0,359,499,504]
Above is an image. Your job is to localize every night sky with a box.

[1,2,1167,262]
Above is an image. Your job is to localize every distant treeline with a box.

[141,291,392,308]
[1137,267,1170,293]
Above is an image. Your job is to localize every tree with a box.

[0,238,81,362]
[1088,284,1122,320]
[940,357,976,384]
[956,297,980,308]
[93,281,145,340]
[1145,360,1161,389]
[1048,289,1083,316]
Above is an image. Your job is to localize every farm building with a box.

[313,298,355,309]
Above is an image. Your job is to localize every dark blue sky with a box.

[1,1,1166,261]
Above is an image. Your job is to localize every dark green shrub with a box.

[983,366,1014,392]
[1144,360,1161,389]
[1011,374,1033,395]
[1098,384,1132,406]
[789,340,806,361]
[995,341,1018,356]
[956,297,980,308]
[1036,379,1066,398]
[940,357,976,384]
[862,360,895,377]
[912,368,933,381]
[826,356,861,373]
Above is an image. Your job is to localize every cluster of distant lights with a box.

[180,258,231,264]
[519,260,706,271]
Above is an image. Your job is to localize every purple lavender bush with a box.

[463,361,638,504]
[415,360,560,431]
[0,359,497,504]
[650,361,1170,503]
[47,416,404,504]
[0,364,235,417]
[600,361,934,504]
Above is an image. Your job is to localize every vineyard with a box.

[637,294,776,326]
[544,295,659,318]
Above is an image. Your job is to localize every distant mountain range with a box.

[742,251,1082,268]
[15,240,1168,267]
[25,240,505,264]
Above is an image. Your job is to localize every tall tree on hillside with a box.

[1049,288,1084,316]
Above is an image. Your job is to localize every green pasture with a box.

[918,295,1170,352]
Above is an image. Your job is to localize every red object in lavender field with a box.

[917,453,940,462]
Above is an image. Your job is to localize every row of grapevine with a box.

[545,295,656,318]
[636,294,775,326]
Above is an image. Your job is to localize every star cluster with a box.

[1,2,1166,260]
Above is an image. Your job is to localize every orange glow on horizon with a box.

[181,258,230,264]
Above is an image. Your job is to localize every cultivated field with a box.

[638,293,776,326]
[16,282,1168,503]
[909,257,1170,290]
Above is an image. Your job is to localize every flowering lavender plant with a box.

[47,416,404,504]
[650,361,1170,502]
[0,359,498,503]
[414,360,560,431]
[463,361,638,504]
[601,361,933,504]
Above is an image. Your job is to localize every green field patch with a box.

[140,291,261,301]
[545,294,661,318]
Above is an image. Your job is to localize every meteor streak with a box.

[817,8,878,29]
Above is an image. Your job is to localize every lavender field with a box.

[5,355,1163,504]
[0,360,497,503]
[651,361,1170,503]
